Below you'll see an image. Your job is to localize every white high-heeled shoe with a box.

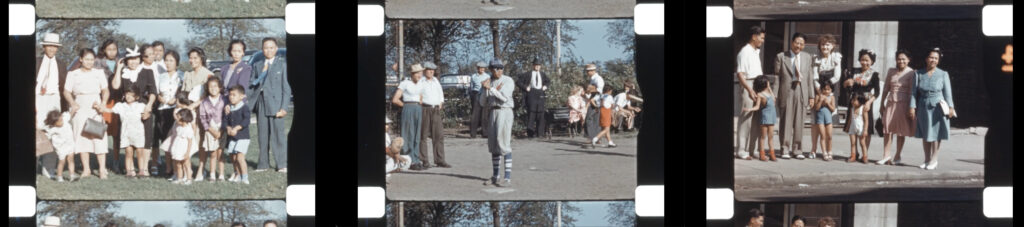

[926,160,938,170]
[919,163,928,169]
[876,156,892,165]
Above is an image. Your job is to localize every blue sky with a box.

[570,19,633,63]
[570,201,628,226]
[116,201,286,226]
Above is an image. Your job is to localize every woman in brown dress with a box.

[877,49,916,165]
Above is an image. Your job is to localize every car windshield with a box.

[440,76,461,83]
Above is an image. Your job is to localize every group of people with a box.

[384,58,642,187]
[744,208,836,227]
[736,26,956,170]
[38,216,280,227]
[35,32,291,185]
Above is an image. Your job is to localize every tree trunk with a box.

[398,20,404,79]
[490,20,501,59]
[490,201,501,227]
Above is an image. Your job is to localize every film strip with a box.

[705,0,1013,226]
[357,0,665,226]
[8,0,316,226]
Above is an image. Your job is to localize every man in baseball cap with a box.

[469,61,491,138]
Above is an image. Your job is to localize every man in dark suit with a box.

[249,37,292,173]
[517,57,550,138]
[35,32,68,179]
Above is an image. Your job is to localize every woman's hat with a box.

[124,45,141,58]
[42,216,61,226]
[409,64,424,73]
[40,33,62,47]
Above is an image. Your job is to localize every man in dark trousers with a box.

[517,57,550,138]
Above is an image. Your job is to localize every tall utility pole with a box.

[557,201,562,227]
[398,20,404,79]
[397,202,404,227]
[556,20,562,76]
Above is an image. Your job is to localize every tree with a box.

[36,19,125,64]
[38,201,121,226]
[500,202,580,227]
[604,20,635,56]
[605,201,636,227]
[186,201,271,227]
[185,19,274,61]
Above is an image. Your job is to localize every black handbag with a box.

[82,115,107,138]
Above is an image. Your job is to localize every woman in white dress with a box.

[62,49,110,179]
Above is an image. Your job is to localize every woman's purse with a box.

[82,115,108,138]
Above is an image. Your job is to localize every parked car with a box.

[246,48,287,67]
[207,60,233,74]
[438,74,471,90]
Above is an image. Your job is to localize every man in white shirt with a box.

[735,26,765,160]
[583,64,603,142]
[482,59,515,187]
[151,41,168,75]
[469,62,490,138]
[517,58,550,138]
[418,62,450,168]
[35,32,68,180]
[613,81,641,131]
[393,64,426,170]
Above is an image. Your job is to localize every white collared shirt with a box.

[531,71,543,89]
[614,92,630,111]
[589,73,604,93]
[36,55,61,95]
[601,93,614,109]
[420,77,445,105]
[397,77,424,103]
[736,43,763,79]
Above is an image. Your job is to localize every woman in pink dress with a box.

[877,49,916,165]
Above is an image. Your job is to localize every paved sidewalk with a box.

[386,133,637,201]
[734,127,985,201]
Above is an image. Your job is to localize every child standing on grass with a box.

[742,76,777,161]
[591,85,617,148]
[223,85,251,184]
[162,92,199,182]
[43,110,76,182]
[94,88,148,178]
[170,110,195,185]
[197,77,226,182]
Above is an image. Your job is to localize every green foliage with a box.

[605,201,637,227]
[186,201,272,227]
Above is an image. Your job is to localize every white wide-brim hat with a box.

[40,33,62,47]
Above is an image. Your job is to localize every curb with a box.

[736,170,984,188]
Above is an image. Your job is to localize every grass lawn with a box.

[36,106,292,200]
[37,0,286,18]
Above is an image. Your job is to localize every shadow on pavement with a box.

[738,186,983,202]
[398,171,490,182]
[554,148,636,157]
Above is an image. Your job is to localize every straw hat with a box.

[40,33,62,47]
